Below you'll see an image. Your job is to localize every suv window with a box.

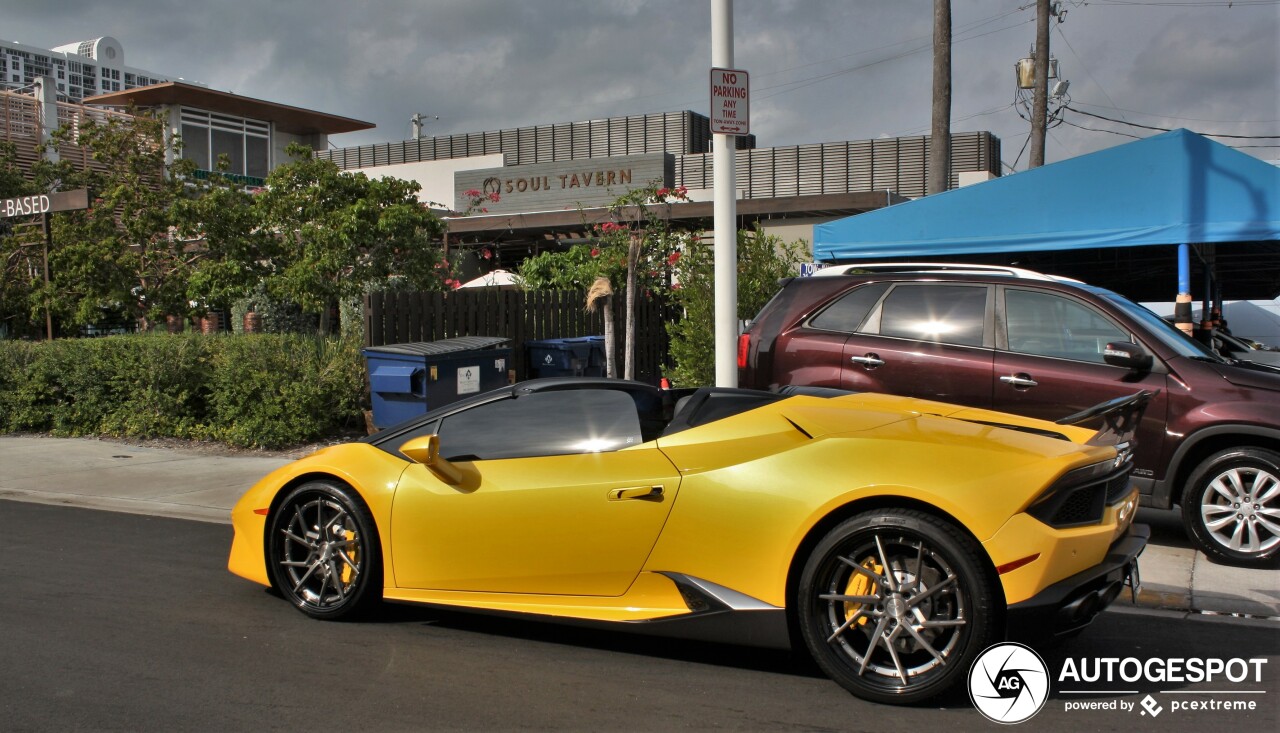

[438,389,643,461]
[1005,289,1129,363]
[809,282,891,332]
[875,284,987,346]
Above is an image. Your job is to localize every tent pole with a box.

[1175,244,1193,336]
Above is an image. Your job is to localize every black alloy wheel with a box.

[797,509,1000,704]
[268,481,381,620]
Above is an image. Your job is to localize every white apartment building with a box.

[0,35,201,103]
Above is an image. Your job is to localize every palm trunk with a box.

[603,299,617,378]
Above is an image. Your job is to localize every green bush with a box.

[205,335,364,447]
[666,227,807,387]
[0,333,364,449]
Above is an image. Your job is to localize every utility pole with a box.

[410,112,438,140]
[928,0,951,194]
[1029,0,1050,168]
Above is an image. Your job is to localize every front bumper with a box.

[1006,523,1149,643]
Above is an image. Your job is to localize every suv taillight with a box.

[737,333,751,369]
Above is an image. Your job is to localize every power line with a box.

[1052,25,1130,125]
[1071,101,1279,125]
[1065,105,1280,138]
[1085,1,1279,6]
[754,15,1034,102]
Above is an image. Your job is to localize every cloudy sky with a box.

[5,0,1277,168]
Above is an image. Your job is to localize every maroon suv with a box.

[739,269,1280,566]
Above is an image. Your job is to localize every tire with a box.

[268,481,381,620]
[797,509,1000,705]
[1182,448,1280,567]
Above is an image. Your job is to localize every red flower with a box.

[481,247,492,260]
[591,248,600,257]
[667,251,681,265]
[487,192,501,202]
[463,189,481,198]
[656,187,669,197]
[444,278,461,290]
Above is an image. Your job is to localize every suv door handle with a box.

[850,354,885,368]
[1000,373,1039,388]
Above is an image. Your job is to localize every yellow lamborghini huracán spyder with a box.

[229,378,1149,704]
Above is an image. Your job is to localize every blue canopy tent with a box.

[813,129,1280,300]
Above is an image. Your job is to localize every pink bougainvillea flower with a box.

[487,192,501,202]
[463,189,481,198]
[656,187,669,197]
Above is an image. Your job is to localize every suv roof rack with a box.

[811,262,1080,282]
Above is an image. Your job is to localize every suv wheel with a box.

[1182,448,1280,566]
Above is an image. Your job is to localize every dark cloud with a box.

[5,0,1276,166]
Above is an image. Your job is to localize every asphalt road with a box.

[3,501,1277,732]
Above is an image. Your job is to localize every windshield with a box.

[1100,292,1225,361]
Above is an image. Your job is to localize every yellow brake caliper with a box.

[844,558,881,626]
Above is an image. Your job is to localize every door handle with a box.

[610,485,664,501]
[850,354,885,368]
[1000,374,1039,388]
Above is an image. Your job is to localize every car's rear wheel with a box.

[1182,448,1280,566]
[268,481,381,620]
[797,509,1000,704]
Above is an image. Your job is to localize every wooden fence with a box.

[363,289,674,383]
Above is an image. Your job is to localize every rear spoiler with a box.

[1056,390,1157,449]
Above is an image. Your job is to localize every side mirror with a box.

[1103,342,1153,373]
[399,434,463,485]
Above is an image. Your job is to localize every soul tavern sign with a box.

[454,153,674,215]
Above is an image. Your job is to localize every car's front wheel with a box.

[1182,448,1280,566]
[268,481,381,620]
[797,509,1000,704]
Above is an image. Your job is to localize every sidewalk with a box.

[1,435,1275,620]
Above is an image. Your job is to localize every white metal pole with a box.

[712,0,738,387]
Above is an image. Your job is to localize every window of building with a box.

[180,109,270,180]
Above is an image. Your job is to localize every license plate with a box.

[1125,559,1142,603]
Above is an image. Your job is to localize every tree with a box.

[516,182,691,379]
[0,142,39,337]
[667,226,806,387]
[252,143,449,333]
[29,109,246,332]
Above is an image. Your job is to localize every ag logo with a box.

[969,642,1050,724]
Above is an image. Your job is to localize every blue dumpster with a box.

[526,336,606,378]
[363,337,510,429]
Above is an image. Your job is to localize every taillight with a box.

[737,333,751,369]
